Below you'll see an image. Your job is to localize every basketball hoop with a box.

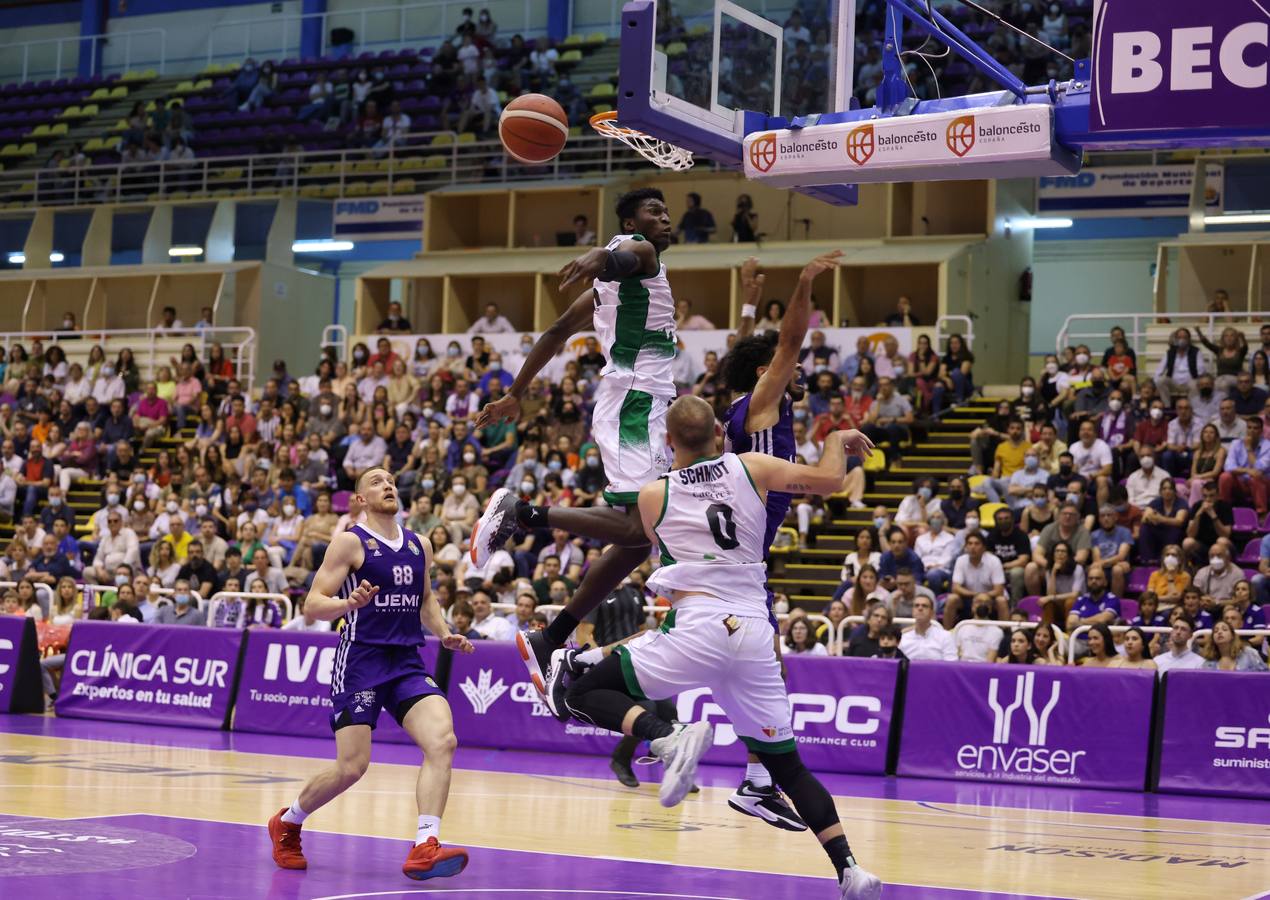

[590,111,694,171]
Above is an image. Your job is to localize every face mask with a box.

[965,517,980,531]
[463,452,476,464]
[1075,353,1090,366]
[452,483,466,496]
[929,519,943,532]
[174,593,190,607]
[873,516,887,529]
[1032,496,1046,507]
[1140,456,1154,470]
[283,504,296,517]
[548,460,563,473]
[1199,387,1213,398]
[917,486,932,501]
[1210,558,1226,570]
[416,348,428,358]
[850,389,863,400]
[447,347,460,358]
[520,480,535,494]
[115,574,129,586]
[1176,338,1189,349]
[1024,455,1038,470]
[49,495,62,507]
[521,342,533,353]
[133,499,146,511]
[1108,399,1122,412]
[258,459,271,471]
[814,364,827,374]
[489,362,502,372]
[1044,362,1058,375]
[195,503,208,517]
[134,474,147,485]
[421,478,436,491]
[318,403,333,418]
[421,407,435,420]
[586,456,599,468]
[107,493,119,505]
[974,605,991,618]
[1059,464,1073,477]
[353,350,367,362]
[774,598,790,615]
[1150,407,1163,421]
[101,366,114,377]
[793,409,808,421]
[166,500,179,514]
[1164,555,1178,570]
[1021,385,1034,398]
[522,459,538,473]
[243,502,258,513]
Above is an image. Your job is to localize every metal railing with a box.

[209,590,295,625]
[950,619,1065,659]
[0,129,660,211]
[836,614,916,655]
[0,29,167,82]
[935,314,974,351]
[79,582,204,611]
[0,580,55,619]
[321,324,348,364]
[207,0,547,69]
[0,327,257,393]
[1055,311,1265,360]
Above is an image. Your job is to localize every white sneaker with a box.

[650,721,713,808]
[469,487,517,567]
[838,865,883,899]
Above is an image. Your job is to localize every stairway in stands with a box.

[768,396,1002,610]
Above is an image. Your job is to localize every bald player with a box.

[267,466,475,882]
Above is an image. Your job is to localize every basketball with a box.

[499,94,569,164]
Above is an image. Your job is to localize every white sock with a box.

[415,815,441,845]
[745,762,772,788]
[281,799,308,825]
[577,647,604,666]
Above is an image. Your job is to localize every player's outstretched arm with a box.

[737,256,763,340]
[742,428,874,497]
[747,250,842,430]
[558,238,657,291]
[304,531,375,621]
[474,292,593,429]
[418,537,474,653]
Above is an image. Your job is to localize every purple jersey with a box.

[341,524,429,647]
[723,392,795,551]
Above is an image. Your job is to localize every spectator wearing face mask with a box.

[1125,451,1171,508]
[913,513,956,594]
[956,595,1006,662]
[1183,479,1235,564]
[894,478,940,535]
[155,579,206,626]
[1154,328,1205,406]
[1193,545,1242,604]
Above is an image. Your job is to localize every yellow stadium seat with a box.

[588,82,616,99]
[558,50,583,66]
[0,144,19,157]
[82,138,104,152]
[369,178,391,194]
[430,134,454,147]
[168,191,189,200]
[968,474,989,499]
[562,33,583,46]
[59,105,81,118]
[398,156,423,171]
[80,103,98,116]
[30,124,51,138]
[591,103,612,113]
[351,160,378,174]
[304,162,332,176]
[688,23,710,37]
[299,185,323,197]
[145,100,157,112]
[194,79,212,90]
[201,63,225,76]
[585,31,607,45]
[210,167,243,182]
[568,125,583,138]
[423,156,447,169]
[391,178,416,194]
[665,41,687,57]
[173,80,196,94]
[344,182,370,197]
[456,132,476,144]
[978,502,1009,524]
[320,183,342,198]
[109,85,128,99]
[18,143,35,156]
[89,87,110,101]
[49,123,68,136]
[120,69,155,82]
[111,118,128,132]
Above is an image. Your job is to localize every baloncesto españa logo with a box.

[946,115,976,157]
[956,671,1086,779]
[748,133,777,173]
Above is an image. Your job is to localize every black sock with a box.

[823,835,854,879]
[631,710,675,742]
[515,501,549,528]
[544,610,580,648]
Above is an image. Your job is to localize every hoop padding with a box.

[590,112,694,171]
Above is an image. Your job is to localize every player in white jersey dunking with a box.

[561,396,883,899]
[267,467,475,881]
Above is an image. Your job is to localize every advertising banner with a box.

[448,639,624,755]
[232,630,439,744]
[1156,670,1270,799]
[898,662,1155,789]
[1038,165,1223,218]
[56,622,242,729]
[1091,0,1270,133]
[742,104,1075,185]
[0,615,43,714]
[675,656,901,773]
[333,195,425,241]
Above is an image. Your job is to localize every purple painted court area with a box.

[0,813,1036,900]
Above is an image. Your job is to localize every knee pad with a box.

[756,750,839,835]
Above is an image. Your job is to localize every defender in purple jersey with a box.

[267,466,475,883]
[718,250,874,831]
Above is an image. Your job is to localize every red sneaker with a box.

[268,808,307,870]
[402,837,469,881]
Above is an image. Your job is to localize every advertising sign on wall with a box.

[1156,670,1270,799]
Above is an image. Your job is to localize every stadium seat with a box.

[89,87,111,101]
[423,156,447,169]
[390,177,416,194]
[320,184,342,197]
[588,83,616,101]
[430,134,454,147]
[351,160,378,174]
[688,23,710,37]
[1126,567,1152,594]
[1118,598,1139,623]
[29,124,51,138]
[194,79,213,90]
[562,33,584,47]
[665,42,688,58]
[1016,596,1042,621]
[585,32,607,46]
[398,156,423,171]
[456,132,476,144]
[111,118,128,132]
[977,502,1008,523]
[59,105,81,118]
[1233,507,1259,533]
[298,185,323,197]
[557,50,583,69]
[17,143,36,156]
[80,103,99,116]
[344,182,370,196]
[1238,538,1262,564]
[369,178,391,194]
[49,123,68,136]
[109,85,128,99]
[332,491,351,513]
[173,80,197,95]
[0,144,19,157]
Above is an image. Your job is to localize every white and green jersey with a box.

[592,232,677,400]
[646,452,770,617]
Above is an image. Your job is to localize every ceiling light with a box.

[292,239,354,253]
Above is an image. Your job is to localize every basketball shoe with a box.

[728,781,808,831]
[267,808,306,870]
[470,487,519,567]
[402,837,469,881]
[838,864,883,899]
[650,721,714,807]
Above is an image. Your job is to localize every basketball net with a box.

[590,111,694,171]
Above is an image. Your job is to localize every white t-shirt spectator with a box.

[957,622,1005,662]
[469,86,501,116]
[381,111,412,144]
[1125,465,1170,507]
[795,434,820,464]
[467,314,515,334]
[472,612,516,641]
[530,47,558,73]
[93,374,126,405]
[465,548,514,583]
[784,23,811,47]
[283,616,333,632]
[914,529,957,571]
[1154,646,1205,674]
[899,621,957,661]
[344,435,388,474]
[458,42,480,75]
[952,552,1006,595]
[1071,438,1112,478]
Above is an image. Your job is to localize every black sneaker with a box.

[727,780,808,831]
[469,488,518,567]
[545,647,581,722]
[610,755,640,788]
[516,628,555,699]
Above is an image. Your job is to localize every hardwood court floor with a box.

[0,715,1267,900]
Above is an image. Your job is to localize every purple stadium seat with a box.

[1127,566,1153,594]
[1238,538,1262,564]
[1233,507,1258,533]
[1263,511,1270,530]
[332,491,351,514]
[1016,596,1042,621]
[1118,598,1139,624]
